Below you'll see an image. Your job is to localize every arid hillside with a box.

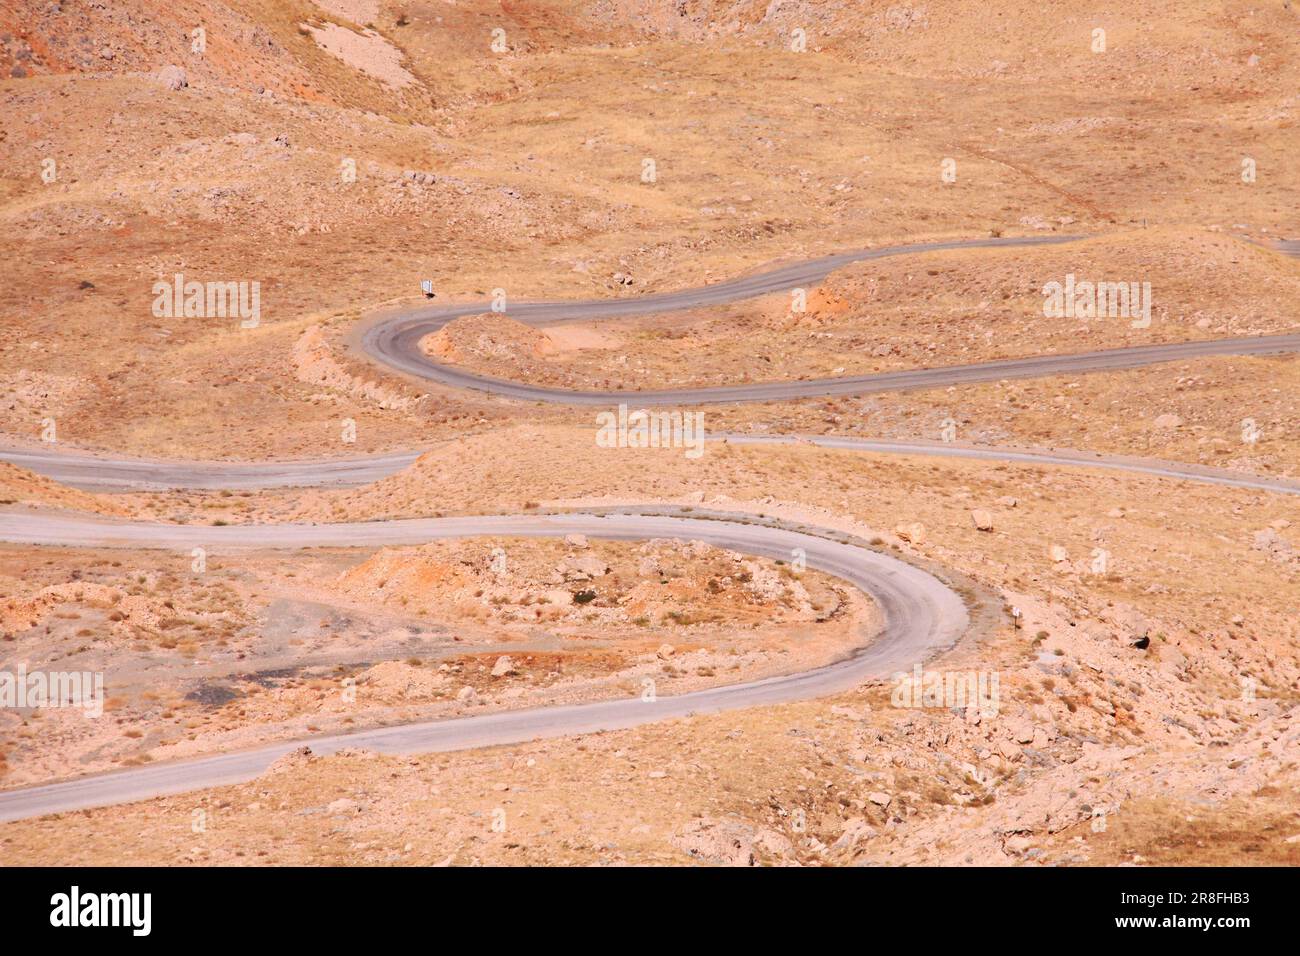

[1,0,1295,458]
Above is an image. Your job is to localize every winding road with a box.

[5,433,1298,496]
[4,233,1298,493]
[358,234,1300,406]
[1,232,1297,822]
[0,510,967,823]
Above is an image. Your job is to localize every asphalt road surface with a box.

[5,434,1297,496]
[0,443,423,491]
[1,233,1295,822]
[6,233,1298,490]
[359,234,1300,405]
[0,510,967,822]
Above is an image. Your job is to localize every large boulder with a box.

[156,64,188,90]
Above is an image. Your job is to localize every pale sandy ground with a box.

[303,23,416,89]
[310,1,382,27]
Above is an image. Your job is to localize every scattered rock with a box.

[832,817,877,851]
[1004,834,1034,855]
[894,522,926,544]
[970,509,994,531]
[1007,720,1035,744]
[1252,528,1294,563]
[490,655,515,678]
[754,828,795,858]
[560,553,609,581]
